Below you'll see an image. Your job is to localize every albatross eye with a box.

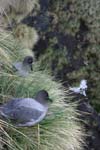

[28,58,33,64]
[23,56,33,64]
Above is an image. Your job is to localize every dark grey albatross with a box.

[0,90,52,127]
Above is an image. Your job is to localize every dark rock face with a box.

[33,38,49,58]
[39,0,50,12]
[33,13,53,31]
[22,12,53,32]
[75,19,89,50]
[70,94,100,150]
[22,16,34,27]
[79,100,100,150]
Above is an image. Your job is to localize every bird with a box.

[13,56,34,77]
[69,79,87,96]
[0,90,52,127]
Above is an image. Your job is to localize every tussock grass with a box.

[0,0,39,29]
[0,71,84,150]
[0,46,84,149]
[0,0,39,15]
[0,30,34,63]
[13,24,39,50]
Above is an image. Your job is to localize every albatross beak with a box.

[48,98,53,102]
[30,64,33,71]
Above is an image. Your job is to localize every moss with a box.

[13,24,39,50]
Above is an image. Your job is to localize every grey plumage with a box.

[13,56,34,77]
[0,90,51,127]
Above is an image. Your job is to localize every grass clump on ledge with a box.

[0,0,39,28]
[0,71,84,150]
[0,30,34,64]
[0,31,84,150]
[13,24,39,50]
